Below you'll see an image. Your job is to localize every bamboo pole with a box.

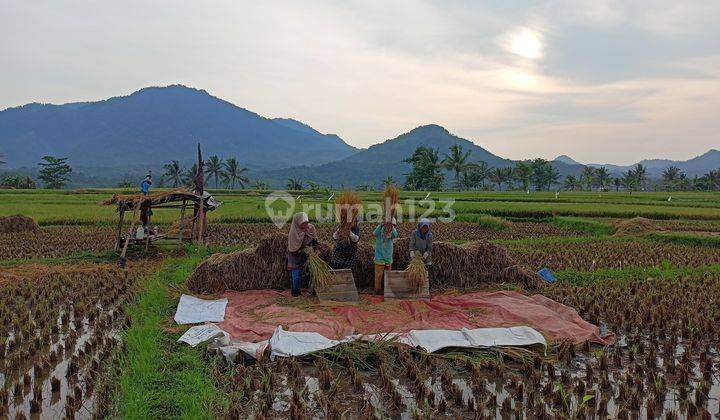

[118,208,139,268]
[178,200,186,248]
[114,205,125,251]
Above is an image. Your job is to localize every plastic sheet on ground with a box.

[217,289,615,346]
[174,294,227,324]
[178,323,226,347]
[408,326,546,352]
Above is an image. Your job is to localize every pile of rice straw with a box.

[406,255,427,292]
[335,191,362,239]
[0,215,39,234]
[382,185,399,222]
[186,232,542,294]
[613,217,660,236]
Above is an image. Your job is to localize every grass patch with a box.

[455,213,511,230]
[554,263,720,285]
[552,217,614,236]
[644,232,720,248]
[114,255,227,419]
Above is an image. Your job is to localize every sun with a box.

[507,28,543,60]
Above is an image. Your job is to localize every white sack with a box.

[174,294,227,324]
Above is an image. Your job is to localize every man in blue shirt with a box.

[140,172,152,195]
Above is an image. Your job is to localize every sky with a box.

[1,0,719,165]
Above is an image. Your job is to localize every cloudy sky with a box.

[1,0,719,164]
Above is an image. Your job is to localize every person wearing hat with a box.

[287,212,318,297]
[410,218,433,279]
[373,218,398,294]
[140,171,153,195]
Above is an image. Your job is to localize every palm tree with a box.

[613,177,622,192]
[162,160,184,188]
[489,167,512,191]
[595,167,611,191]
[251,181,271,190]
[222,158,249,189]
[286,177,303,191]
[206,155,224,188]
[183,163,198,188]
[442,144,472,189]
[563,175,580,191]
[581,166,596,191]
[661,166,683,191]
[513,161,533,192]
[633,164,647,190]
[382,176,396,187]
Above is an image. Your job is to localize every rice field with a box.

[0,189,719,418]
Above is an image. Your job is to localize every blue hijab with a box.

[416,218,431,239]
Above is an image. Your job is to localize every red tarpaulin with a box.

[217,290,615,346]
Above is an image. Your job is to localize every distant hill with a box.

[0,85,357,169]
[554,155,582,166]
[257,124,584,188]
[563,149,720,177]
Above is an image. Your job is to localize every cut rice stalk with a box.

[406,255,427,292]
[306,248,334,291]
[382,185,399,222]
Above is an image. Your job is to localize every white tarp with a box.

[408,326,547,352]
[174,294,227,324]
[259,325,546,360]
[178,323,226,347]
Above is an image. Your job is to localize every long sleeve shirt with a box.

[409,231,433,264]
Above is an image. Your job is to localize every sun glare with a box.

[507,28,542,60]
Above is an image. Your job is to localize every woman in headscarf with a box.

[409,218,433,275]
[287,212,317,297]
[373,218,398,294]
[330,220,361,270]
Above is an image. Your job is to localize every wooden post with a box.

[196,197,205,247]
[115,204,125,251]
[178,200,186,247]
[145,203,151,251]
[118,208,138,268]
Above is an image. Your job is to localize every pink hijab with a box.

[287,212,316,252]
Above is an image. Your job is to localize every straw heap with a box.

[187,232,542,294]
[0,215,39,234]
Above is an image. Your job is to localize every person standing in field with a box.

[409,218,433,278]
[287,212,318,297]
[330,220,361,270]
[373,218,398,294]
[140,172,152,195]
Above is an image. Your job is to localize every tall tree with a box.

[531,159,559,191]
[595,167,611,191]
[563,175,580,191]
[382,176,396,188]
[183,163,198,187]
[206,155,224,189]
[286,177,304,190]
[613,177,622,192]
[581,166,596,191]
[661,166,684,191]
[513,161,533,192]
[163,160,184,188]
[489,167,513,190]
[461,161,490,190]
[632,164,647,190]
[38,156,72,189]
[222,158,249,189]
[442,144,472,189]
[404,147,444,191]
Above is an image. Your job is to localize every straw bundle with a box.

[613,217,659,236]
[406,255,427,292]
[306,248,333,290]
[382,185,399,222]
[0,215,39,234]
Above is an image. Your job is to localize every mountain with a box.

[584,149,720,177]
[0,85,357,169]
[256,124,583,187]
[554,155,582,166]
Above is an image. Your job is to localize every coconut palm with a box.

[205,155,224,188]
[442,144,472,188]
[183,163,198,188]
[286,177,304,191]
[581,166,596,191]
[595,167,611,191]
[563,175,581,191]
[162,160,184,188]
[382,176,396,187]
[513,161,533,192]
[222,158,249,189]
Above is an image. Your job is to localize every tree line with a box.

[161,156,252,189]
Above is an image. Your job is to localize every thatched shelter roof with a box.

[102,189,220,211]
